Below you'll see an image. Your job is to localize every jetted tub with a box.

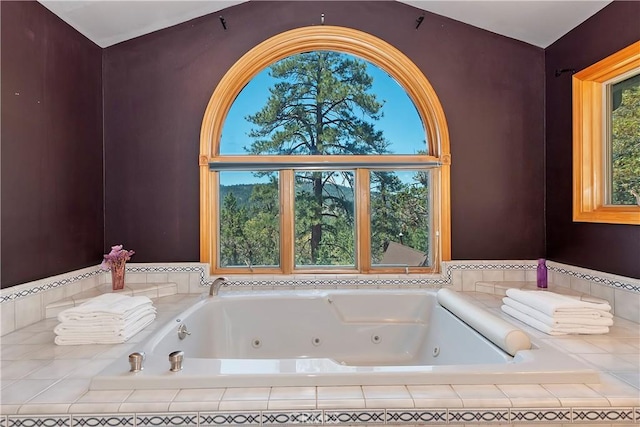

[91,288,599,390]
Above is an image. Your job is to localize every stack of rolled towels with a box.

[54,293,156,345]
[501,288,613,335]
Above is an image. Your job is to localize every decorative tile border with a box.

[5,407,640,425]
[199,412,261,426]
[385,408,447,423]
[572,407,635,423]
[510,408,572,423]
[0,268,104,304]
[71,413,135,426]
[7,414,72,427]
[262,410,323,425]
[549,263,640,293]
[136,413,198,427]
[448,408,510,423]
[3,259,639,305]
[324,409,385,424]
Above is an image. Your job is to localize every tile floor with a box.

[0,290,638,425]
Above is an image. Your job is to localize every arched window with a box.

[200,26,451,274]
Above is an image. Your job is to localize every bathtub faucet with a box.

[209,277,228,296]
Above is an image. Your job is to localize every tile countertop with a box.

[0,287,639,419]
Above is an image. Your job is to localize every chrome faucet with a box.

[209,277,228,296]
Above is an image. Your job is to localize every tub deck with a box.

[1,289,638,426]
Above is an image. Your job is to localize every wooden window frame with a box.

[199,26,451,274]
[572,41,640,225]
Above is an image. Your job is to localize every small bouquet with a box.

[101,245,135,290]
[101,245,135,270]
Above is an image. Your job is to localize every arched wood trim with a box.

[200,25,451,271]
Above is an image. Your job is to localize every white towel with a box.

[505,289,611,317]
[57,293,154,323]
[54,307,156,335]
[501,305,610,335]
[54,312,156,345]
[502,297,613,327]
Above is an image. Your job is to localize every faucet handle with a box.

[169,350,184,372]
[128,352,145,372]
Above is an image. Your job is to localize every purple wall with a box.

[1,1,104,288]
[103,0,546,264]
[545,0,640,279]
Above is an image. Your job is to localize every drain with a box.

[371,334,382,344]
[432,346,440,357]
[251,338,262,349]
[311,337,322,346]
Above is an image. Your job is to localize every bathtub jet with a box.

[91,288,599,389]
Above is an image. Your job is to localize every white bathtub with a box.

[91,289,599,389]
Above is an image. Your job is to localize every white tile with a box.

[541,383,610,407]
[584,337,639,353]
[496,384,560,407]
[1,359,50,380]
[25,359,85,380]
[577,353,639,371]
[614,289,640,323]
[2,301,18,335]
[222,387,270,401]
[173,388,225,401]
[504,270,526,282]
[27,378,89,403]
[17,403,71,414]
[570,277,591,294]
[147,273,168,283]
[68,402,124,413]
[14,294,43,330]
[482,270,504,282]
[451,384,511,407]
[76,389,133,403]
[169,273,191,294]
[267,399,316,410]
[317,398,366,409]
[317,386,363,400]
[0,379,57,404]
[168,400,219,412]
[119,401,170,412]
[364,397,414,408]
[270,386,315,399]
[449,269,462,291]
[126,389,179,402]
[461,270,483,292]
[362,385,410,399]
[589,283,615,306]
[218,400,268,411]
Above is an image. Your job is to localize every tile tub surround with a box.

[2,259,637,336]
[1,292,639,426]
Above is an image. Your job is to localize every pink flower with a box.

[100,244,135,270]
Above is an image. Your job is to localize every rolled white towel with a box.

[58,293,154,323]
[54,312,156,345]
[505,289,611,317]
[501,305,610,336]
[503,297,613,327]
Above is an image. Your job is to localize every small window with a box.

[572,41,640,225]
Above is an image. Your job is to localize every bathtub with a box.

[91,289,599,390]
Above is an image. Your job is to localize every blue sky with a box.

[219,52,427,186]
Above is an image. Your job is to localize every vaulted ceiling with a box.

[38,0,612,48]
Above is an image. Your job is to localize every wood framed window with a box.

[199,26,451,274]
[572,41,640,225]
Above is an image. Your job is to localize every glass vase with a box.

[111,264,126,291]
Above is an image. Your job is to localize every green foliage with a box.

[611,84,640,205]
[220,52,432,268]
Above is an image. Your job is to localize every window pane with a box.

[220,51,427,156]
[219,171,280,268]
[370,170,431,267]
[294,170,355,267]
[609,73,640,206]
